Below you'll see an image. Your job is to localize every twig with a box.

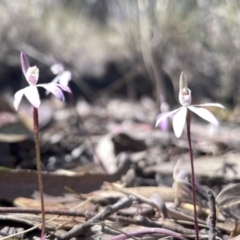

[58,196,134,240]
[207,190,216,240]
[109,215,195,235]
[106,182,206,224]
[0,207,91,218]
[0,207,196,236]
[110,227,188,240]
[0,193,95,240]
[149,194,168,218]
[106,182,163,217]
[0,213,60,240]
[101,222,138,240]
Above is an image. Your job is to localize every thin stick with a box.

[110,227,188,240]
[106,182,163,217]
[0,195,95,240]
[33,107,45,238]
[207,190,216,240]
[59,196,133,240]
[186,112,199,240]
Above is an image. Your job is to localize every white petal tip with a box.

[13,104,18,111]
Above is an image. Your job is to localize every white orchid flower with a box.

[50,63,72,87]
[14,52,71,110]
[156,72,225,138]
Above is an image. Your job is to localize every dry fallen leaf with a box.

[216,183,240,220]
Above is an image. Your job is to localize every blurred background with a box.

[1,0,240,109]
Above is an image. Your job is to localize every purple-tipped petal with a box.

[157,113,169,132]
[24,86,41,108]
[156,108,179,127]
[51,75,60,84]
[191,103,225,109]
[46,76,60,96]
[38,83,65,101]
[172,107,187,138]
[59,71,72,87]
[13,88,26,110]
[188,106,219,126]
[56,83,72,94]
[20,52,30,75]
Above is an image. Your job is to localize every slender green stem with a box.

[186,112,199,240]
[33,107,45,238]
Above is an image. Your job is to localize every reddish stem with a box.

[186,112,199,240]
[33,107,46,238]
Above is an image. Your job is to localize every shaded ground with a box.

[0,93,239,239]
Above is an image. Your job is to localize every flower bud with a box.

[26,66,39,85]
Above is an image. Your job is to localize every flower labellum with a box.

[179,72,192,106]
[26,66,39,85]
